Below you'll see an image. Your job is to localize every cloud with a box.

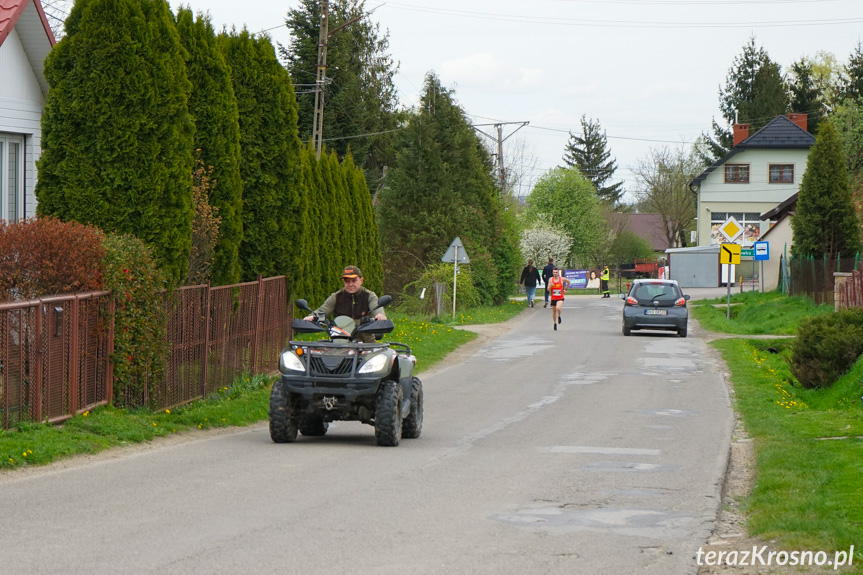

[440,52,543,93]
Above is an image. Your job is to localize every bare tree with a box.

[41,0,73,39]
[632,145,700,248]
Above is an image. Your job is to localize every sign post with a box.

[753,241,769,293]
[441,237,470,319]
[720,243,741,318]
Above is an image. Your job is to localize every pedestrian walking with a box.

[519,259,541,307]
[548,267,570,330]
[541,257,555,308]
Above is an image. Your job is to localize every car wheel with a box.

[623,324,631,336]
[268,380,299,443]
[299,416,329,436]
[678,327,687,338]
[402,377,423,439]
[374,380,403,447]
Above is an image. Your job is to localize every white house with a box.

[0,0,54,221]
[680,114,814,289]
[689,114,814,248]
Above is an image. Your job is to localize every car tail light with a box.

[674,297,686,306]
[626,296,638,305]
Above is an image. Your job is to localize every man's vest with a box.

[601,268,610,281]
[549,276,565,300]
[333,289,372,320]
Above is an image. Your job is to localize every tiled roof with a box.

[738,115,815,149]
[0,0,54,49]
[0,0,26,47]
[690,115,815,187]
[610,212,671,251]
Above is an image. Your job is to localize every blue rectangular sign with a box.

[753,241,769,261]
[564,269,588,289]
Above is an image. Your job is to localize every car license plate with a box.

[645,309,667,316]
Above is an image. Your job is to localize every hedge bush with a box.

[789,308,863,388]
[102,233,169,408]
[0,217,104,300]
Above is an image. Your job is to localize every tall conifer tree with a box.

[176,9,243,286]
[561,115,623,206]
[792,122,861,259]
[841,42,863,102]
[218,31,303,289]
[36,0,194,285]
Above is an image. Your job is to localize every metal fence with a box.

[0,276,292,428]
[788,256,859,305]
[837,261,863,309]
[0,292,114,429]
[156,276,291,410]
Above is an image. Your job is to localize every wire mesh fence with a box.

[0,292,113,429]
[788,256,860,306]
[0,276,292,428]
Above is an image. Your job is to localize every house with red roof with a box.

[0,0,55,221]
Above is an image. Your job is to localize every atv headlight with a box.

[358,353,389,374]
[280,351,306,373]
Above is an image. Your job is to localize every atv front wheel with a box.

[402,377,423,439]
[269,380,299,443]
[299,416,329,436]
[374,380,403,447]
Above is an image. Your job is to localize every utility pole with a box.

[310,3,378,160]
[472,121,529,193]
[311,0,330,160]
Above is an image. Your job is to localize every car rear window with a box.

[633,283,680,303]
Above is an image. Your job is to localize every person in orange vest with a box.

[548,267,570,331]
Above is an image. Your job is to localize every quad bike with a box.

[269,295,423,447]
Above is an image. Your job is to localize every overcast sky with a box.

[165,0,863,200]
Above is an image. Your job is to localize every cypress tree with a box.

[792,121,861,259]
[36,0,194,285]
[176,8,243,286]
[343,152,382,294]
[787,58,821,133]
[218,30,303,289]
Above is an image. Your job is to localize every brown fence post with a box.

[69,295,80,414]
[34,304,43,423]
[250,275,264,373]
[202,282,211,399]
[106,296,115,405]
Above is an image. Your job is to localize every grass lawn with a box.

[0,300,527,471]
[691,290,834,334]
[703,291,863,566]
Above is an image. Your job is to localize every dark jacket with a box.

[314,287,384,321]
[520,265,541,288]
[541,263,555,285]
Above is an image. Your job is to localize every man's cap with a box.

[341,265,363,279]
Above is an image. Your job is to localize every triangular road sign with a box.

[441,236,470,263]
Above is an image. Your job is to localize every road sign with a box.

[754,241,769,261]
[441,236,470,263]
[718,216,743,242]
[741,248,754,257]
[720,243,741,265]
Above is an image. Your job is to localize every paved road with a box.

[0,297,734,575]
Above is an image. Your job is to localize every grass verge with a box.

[712,337,863,566]
[1,301,527,471]
[691,291,833,335]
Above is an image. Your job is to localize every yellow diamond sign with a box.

[718,216,743,242]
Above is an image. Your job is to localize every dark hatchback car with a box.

[619,279,690,337]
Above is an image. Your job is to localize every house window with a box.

[0,133,24,221]
[724,164,749,183]
[709,212,764,246]
[769,164,794,183]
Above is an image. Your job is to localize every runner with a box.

[547,267,570,331]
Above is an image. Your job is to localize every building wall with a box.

[695,147,809,247]
[758,218,793,291]
[0,27,46,219]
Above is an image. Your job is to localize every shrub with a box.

[0,217,104,300]
[397,263,482,318]
[102,233,169,408]
[789,308,863,388]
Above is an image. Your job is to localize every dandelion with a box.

[83,411,89,417]
[165,409,171,414]
[152,422,157,427]
[22,452,27,457]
